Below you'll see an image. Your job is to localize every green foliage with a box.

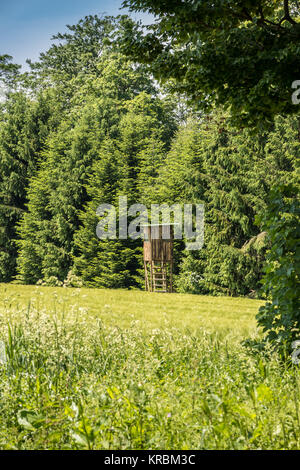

[0,54,20,86]
[1,11,299,356]
[13,15,169,287]
[2,7,300,451]
[256,182,300,351]
[16,104,108,284]
[26,16,121,91]
[73,93,175,288]
[156,112,297,296]
[24,15,155,107]
[0,91,61,282]
[17,34,175,286]
[121,1,300,127]
[0,289,299,450]
[119,1,300,346]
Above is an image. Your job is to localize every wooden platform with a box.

[142,224,174,293]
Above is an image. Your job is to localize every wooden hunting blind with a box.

[142,224,174,293]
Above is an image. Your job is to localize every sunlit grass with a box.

[0,284,263,337]
[1,284,299,450]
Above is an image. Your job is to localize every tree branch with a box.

[282,0,297,24]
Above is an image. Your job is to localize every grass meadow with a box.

[0,284,299,450]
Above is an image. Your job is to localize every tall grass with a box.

[0,285,299,449]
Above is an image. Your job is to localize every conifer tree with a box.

[16,104,106,284]
[73,92,175,288]
[0,90,60,281]
[16,50,174,285]
[157,112,298,296]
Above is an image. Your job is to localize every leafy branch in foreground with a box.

[256,182,300,352]
[120,0,300,128]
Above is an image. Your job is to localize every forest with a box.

[0,12,299,346]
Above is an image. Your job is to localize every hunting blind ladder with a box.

[142,224,174,293]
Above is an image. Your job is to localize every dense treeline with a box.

[158,113,298,296]
[0,15,298,303]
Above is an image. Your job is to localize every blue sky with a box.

[0,0,150,70]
